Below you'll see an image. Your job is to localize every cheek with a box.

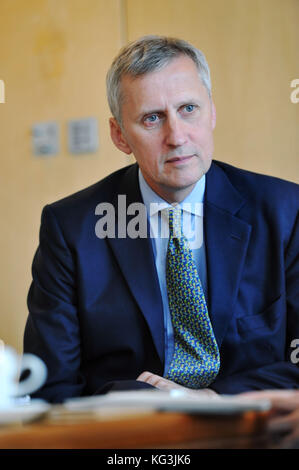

[192,127,214,149]
[129,139,161,173]
[133,134,161,160]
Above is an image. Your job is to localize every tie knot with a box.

[168,206,183,237]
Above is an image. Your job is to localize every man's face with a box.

[110,55,216,203]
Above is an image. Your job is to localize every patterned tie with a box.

[165,206,220,388]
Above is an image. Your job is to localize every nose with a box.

[164,115,187,148]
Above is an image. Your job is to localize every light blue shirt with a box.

[138,170,208,375]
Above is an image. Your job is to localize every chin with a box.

[177,171,205,188]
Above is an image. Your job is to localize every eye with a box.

[183,104,195,113]
[143,113,161,128]
[144,114,159,123]
[179,104,199,119]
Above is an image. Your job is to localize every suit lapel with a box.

[106,164,165,364]
[205,162,252,347]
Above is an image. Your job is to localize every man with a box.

[24,36,299,403]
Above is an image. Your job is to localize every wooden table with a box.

[0,406,270,449]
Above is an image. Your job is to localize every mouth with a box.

[165,155,195,165]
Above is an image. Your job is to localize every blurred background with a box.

[0,0,298,352]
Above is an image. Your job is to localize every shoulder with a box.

[212,160,299,207]
[210,161,299,243]
[39,164,138,234]
[49,164,137,211]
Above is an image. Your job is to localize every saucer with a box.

[0,399,50,425]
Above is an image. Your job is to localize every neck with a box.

[149,183,197,204]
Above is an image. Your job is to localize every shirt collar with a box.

[138,168,205,217]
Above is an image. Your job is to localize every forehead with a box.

[120,55,207,111]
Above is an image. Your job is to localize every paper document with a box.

[64,389,271,415]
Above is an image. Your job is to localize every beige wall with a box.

[0,0,130,350]
[0,0,298,351]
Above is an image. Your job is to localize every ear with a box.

[109,118,132,155]
[211,101,216,130]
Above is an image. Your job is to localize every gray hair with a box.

[106,35,212,125]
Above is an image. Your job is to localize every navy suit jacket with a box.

[24,161,299,403]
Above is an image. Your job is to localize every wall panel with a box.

[0,0,128,350]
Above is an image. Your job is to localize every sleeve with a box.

[24,205,155,403]
[24,205,85,403]
[211,211,299,394]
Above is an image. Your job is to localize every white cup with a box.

[0,346,47,408]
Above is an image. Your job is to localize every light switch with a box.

[32,121,59,156]
[68,117,99,154]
